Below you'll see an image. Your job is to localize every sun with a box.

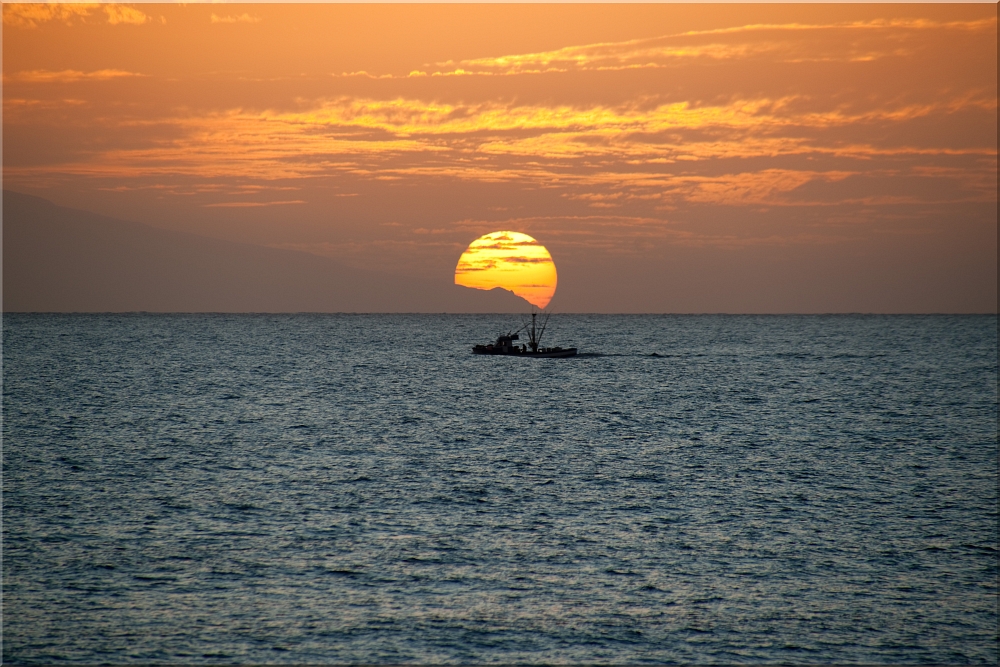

[454,231,558,309]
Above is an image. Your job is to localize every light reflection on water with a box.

[4,314,997,663]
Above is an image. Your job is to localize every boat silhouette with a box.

[472,311,577,358]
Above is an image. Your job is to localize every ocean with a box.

[4,313,997,663]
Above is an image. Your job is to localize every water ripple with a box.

[4,314,997,663]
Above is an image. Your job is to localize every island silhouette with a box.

[3,191,533,314]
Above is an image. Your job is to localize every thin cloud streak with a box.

[210,14,261,25]
[444,39,989,77]
[203,200,305,208]
[6,69,145,83]
[331,16,998,79]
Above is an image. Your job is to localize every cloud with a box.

[3,3,159,28]
[664,169,855,206]
[203,200,304,208]
[6,69,144,83]
[454,39,776,77]
[454,260,498,273]
[673,17,997,39]
[6,90,992,210]
[253,95,990,145]
[104,5,149,26]
[3,97,88,109]
[330,15,997,80]
[3,4,97,28]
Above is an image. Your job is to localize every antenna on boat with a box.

[536,309,551,349]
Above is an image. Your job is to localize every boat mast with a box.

[537,311,550,350]
[526,309,551,352]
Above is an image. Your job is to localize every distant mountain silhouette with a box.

[2,191,533,313]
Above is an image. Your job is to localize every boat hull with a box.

[472,347,577,358]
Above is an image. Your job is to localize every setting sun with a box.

[455,232,557,309]
[1,3,994,313]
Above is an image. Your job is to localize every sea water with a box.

[4,314,997,663]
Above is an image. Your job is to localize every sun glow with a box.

[454,231,557,309]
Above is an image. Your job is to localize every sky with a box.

[3,3,997,313]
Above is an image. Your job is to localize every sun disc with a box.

[454,231,557,309]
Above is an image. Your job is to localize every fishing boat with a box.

[472,312,577,358]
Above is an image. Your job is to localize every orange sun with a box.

[454,231,558,309]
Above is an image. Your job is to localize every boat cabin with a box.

[492,333,520,353]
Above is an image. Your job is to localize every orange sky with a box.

[3,3,996,312]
